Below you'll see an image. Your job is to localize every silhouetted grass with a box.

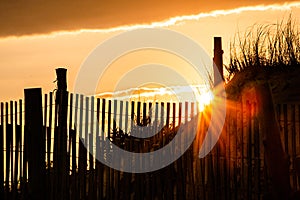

[226,16,300,80]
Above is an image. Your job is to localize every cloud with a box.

[0,0,295,37]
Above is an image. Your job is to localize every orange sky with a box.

[0,1,299,101]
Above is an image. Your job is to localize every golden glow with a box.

[96,85,214,113]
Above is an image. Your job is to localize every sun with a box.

[198,90,214,112]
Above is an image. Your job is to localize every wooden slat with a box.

[44,94,48,128]
[199,112,206,200]
[17,104,23,200]
[43,93,49,198]
[116,100,123,199]
[283,104,288,152]
[232,103,238,200]
[119,101,123,133]
[113,100,117,142]
[5,102,10,197]
[154,102,158,144]
[70,129,76,200]
[21,99,28,199]
[73,94,79,132]
[78,138,87,199]
[253,102,261,199]
[9,101,13,199]
[224,103,229,199]
[108,100,111,140]
[13,101,20,200]
[172,103,176,130]
[298,105,300,189]
[85,97,89,147]
[184,101,188,191]
[88,96,95,199]
[148,102,153,137]
[79,95,84,139]
[160,102,165,146]
[96,98,100,139]
[47,93,53,200]
[124,101,129,134]
[131,101,135,137]
[95,134,103,199]
[178,102,182,126]
[166,102,170,129]
[72,94,79,200]
[66,93,72,200]
[90,96,94,135]
[190,102,196,200]
[88,133,94,199]
[101,99,106,140]
[107,100,111,199]
[47,93,52,170]
[52,91,59,200]
[89,97,94,170]
[291,104,297,189]
[78,94,84,200]
[95,98,103,199]
[143,102,147,127]
[69,93,73,134]
[137,101,141,128]
[101,98,106,197]
[176,102,184,200]
[0,103,3,199]
[246,101,252,199]
[240,101,245,198]
[160,102,165,128]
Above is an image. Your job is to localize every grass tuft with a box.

[226,15,300,80]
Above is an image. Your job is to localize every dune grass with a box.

[226,16,300,80]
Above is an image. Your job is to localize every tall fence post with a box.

[213,37,224,86]
[55,68,69,200]
[24,88,45,200]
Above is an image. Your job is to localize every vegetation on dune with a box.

[226,16,300,81]
[223,17,300,199]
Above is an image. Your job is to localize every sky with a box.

[0,1,300,101]
[0,0,294,37]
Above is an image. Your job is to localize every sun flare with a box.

[197,90,214,112]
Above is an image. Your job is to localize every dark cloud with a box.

[0,0,294,37]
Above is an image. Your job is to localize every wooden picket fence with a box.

[1,89,300,200]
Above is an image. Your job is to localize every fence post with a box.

[24,88,45,200]
[213,37,224,86]
[55,68,69,200]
